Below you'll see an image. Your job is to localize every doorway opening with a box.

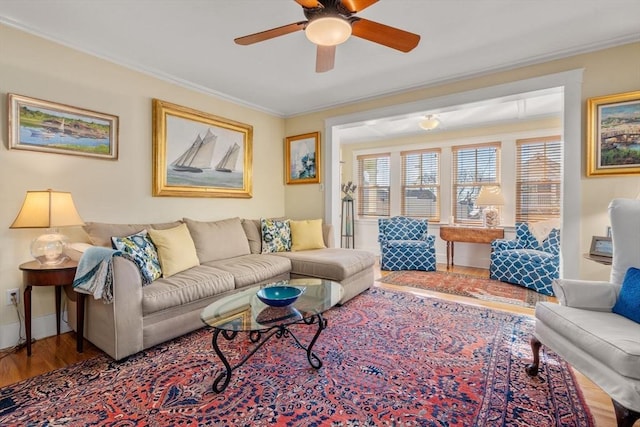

[323,69,583,279]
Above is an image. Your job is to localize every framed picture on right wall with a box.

[284,131,321,185]
[587,90,640,176]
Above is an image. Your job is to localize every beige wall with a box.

[0,24,286,329]
[283,115,326,219]
[285,42,640,281]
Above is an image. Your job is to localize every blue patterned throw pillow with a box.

[111,230,162,285]
[612,267,640,324]
[261,218,291,253]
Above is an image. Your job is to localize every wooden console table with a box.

[439,226,504,268]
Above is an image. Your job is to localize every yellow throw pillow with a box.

[147,223,200,277]
[290,219,326,251]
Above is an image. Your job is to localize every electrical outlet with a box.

[6,288,19,306]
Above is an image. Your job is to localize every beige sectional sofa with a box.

[66,217,375,361]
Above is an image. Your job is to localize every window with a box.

[401,148,440,221]
[452,142,500,224]
[357,153,390,217]
[516,136,562,222]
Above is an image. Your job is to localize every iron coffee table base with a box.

[210,313,327,393]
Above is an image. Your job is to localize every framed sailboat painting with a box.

[152,99,253,198]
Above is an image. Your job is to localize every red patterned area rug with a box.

[379,270,552,308]
[0,289,591,426]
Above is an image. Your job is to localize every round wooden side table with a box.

[19,259,80,356]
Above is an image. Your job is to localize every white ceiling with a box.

[1,0,638,142]
[336,87,564,143]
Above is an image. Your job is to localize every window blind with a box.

[516,136,562,222]
[401,148,440,221]
[451,142,501,224]
[356,153,390,217]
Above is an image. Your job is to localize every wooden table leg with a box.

[446,241,451,268]
[76,293,85,353]
[446,241,456,268]
[24,285,32,356]
[451,241,455,267]
[55,286,61,335]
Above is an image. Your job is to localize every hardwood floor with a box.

[0,263,624,426]
[0,330,101,388]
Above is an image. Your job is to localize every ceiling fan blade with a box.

[351,18,420,52]
[295,0,320,8]
[316,45,336,73]
[234,21,306,45]
[340,0,378,13]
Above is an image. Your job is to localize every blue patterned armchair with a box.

[489,222,560,296]
[378,216,436,271]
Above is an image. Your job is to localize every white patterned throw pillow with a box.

[111,230,162,285]
[261,218,291,253]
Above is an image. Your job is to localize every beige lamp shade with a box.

[10,189,84,229]
[10,189,84,265]
[475,186,505,207]
[476,186,504,228]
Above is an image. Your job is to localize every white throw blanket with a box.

[73,246,123,303]
[529,218,561,245]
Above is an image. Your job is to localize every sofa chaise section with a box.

[273,248,375,304]
[241,218,375,304]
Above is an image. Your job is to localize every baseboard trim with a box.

[0,311,72,350]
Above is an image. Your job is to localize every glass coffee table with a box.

[200,278,343,393]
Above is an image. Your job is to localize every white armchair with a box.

[525,198,640,427]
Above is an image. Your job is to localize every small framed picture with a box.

[589,236,613,258]
[285,132,320,184]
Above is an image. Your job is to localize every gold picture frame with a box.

[587,90,640,176]
[152,99,253,198]
[285,132,321,184]
[7,93,118,159]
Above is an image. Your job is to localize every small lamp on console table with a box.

[10,189,84,265]
[476,186,505,228]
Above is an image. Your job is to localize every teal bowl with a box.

[257,286,304,307]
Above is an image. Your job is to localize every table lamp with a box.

[10,189,85,265]
[476,186,504,228]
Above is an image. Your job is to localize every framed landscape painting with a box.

[587,90,640,176]
[285,132,321,184]
[152,99,253,198]
[8,93,118,159]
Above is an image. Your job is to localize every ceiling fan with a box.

[234,0,421,73]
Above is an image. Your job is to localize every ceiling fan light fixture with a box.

[305,17,352,46]
[419,115,441,131]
